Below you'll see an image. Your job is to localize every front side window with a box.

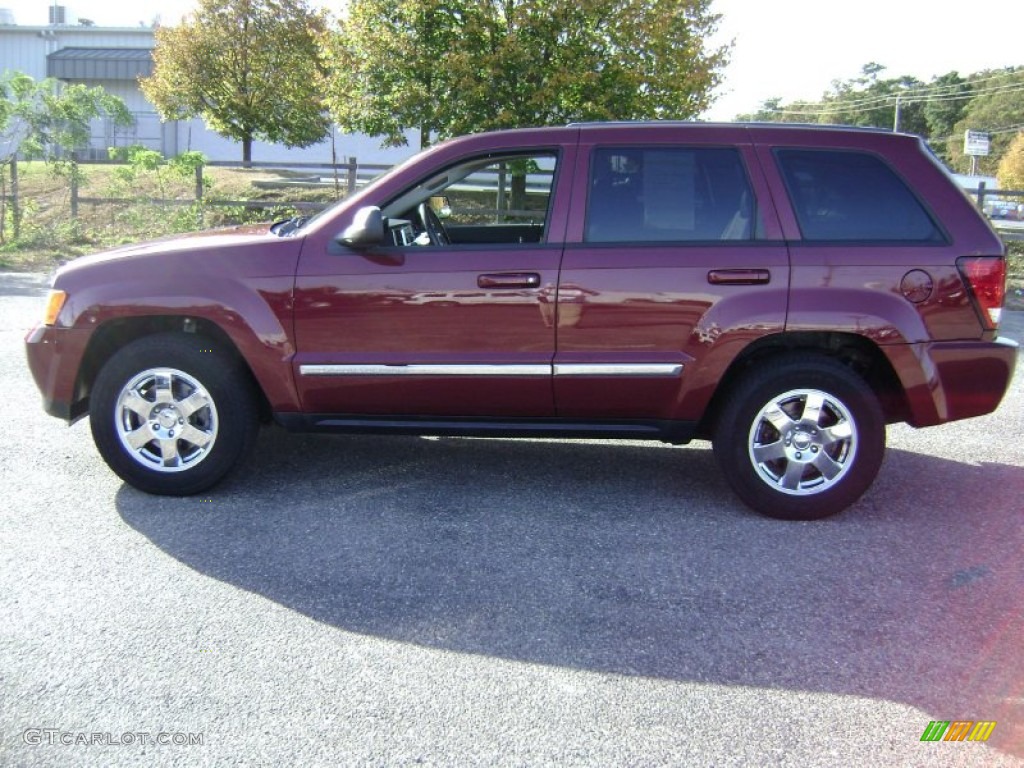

[386,152,558,247]
[585,147,755,243]
[775,149,943,242]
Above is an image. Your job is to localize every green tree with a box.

[945,68,1024,175]
[323,0,729,149]
[811,65,928,135]
[736,96,821,124]
[998,132,1024,190]
[922,73,971,140]
[734,64,993,153]
[736,64,930,132]
[142,0,330,163]
[731,64,1024,176]
[1,71,132,242]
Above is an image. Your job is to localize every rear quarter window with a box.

[775,149,944,243]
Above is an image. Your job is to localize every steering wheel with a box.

[417,202,451,246]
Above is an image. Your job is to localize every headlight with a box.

[43,289,68,326]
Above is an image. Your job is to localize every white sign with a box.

[964,130,990,157]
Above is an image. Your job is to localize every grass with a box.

[0,161,347,271]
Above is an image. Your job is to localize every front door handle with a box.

[478,273,541,289]
[707,269,771,285]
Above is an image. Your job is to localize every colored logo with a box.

[920,721,996,742]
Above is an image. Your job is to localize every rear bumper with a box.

[25,324,92,422]
[888,336,1018,427]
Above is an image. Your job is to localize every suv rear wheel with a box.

[90,333,259,495]
[713,355,885,520]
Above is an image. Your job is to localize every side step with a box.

[273,413,696,445]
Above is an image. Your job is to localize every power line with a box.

[757,71,1024,118]
[775,82,1024,115]
[808,69,1023,110]
[766,82,1024,119]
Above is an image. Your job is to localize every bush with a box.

[1006,240,1023,277]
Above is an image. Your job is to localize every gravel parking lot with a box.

[1,270,1022,767]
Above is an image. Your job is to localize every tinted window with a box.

[585,148,755,243]
[776,149,943,242]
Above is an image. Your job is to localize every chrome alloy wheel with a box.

[747,388,857,496]
[113,367,219,472]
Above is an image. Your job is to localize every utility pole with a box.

[893,95,902,132]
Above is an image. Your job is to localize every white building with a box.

[0,18,418,165]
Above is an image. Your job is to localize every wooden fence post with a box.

[70,171,78,219]
[195,163,204,203]
[195,163,205,228]
[346,157,357,197]
[10,156,19,240]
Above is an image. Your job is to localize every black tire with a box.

[713,355,885,520]
[90,333,259,495]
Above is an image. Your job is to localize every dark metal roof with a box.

[47,47,154,81]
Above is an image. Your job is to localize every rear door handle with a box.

[478,273,541,289]
[707,269,771,285]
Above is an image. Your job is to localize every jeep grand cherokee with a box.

[25,123,1018,519]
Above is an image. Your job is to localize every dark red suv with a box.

[25,123,1017,519]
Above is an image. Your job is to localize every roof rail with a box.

[565,119,904,136]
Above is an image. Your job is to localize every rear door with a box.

[555,126,790,421]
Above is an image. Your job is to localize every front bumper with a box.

[25,324,93,422]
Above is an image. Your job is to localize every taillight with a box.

[956,256,1006,330]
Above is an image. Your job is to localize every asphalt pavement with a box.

[1,271,1022,767]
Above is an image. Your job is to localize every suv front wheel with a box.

[713,355,885,520]
[90,333,259,495]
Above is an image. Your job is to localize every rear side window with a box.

[585,147,755,243]
[775,149,943,242]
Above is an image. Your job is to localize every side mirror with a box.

[338,206,384,247]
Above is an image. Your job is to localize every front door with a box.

[291,149,572,418]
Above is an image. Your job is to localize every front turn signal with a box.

[43,290,67,326]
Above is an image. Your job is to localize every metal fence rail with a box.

[966,183,1024,242]
[63,158,394,219]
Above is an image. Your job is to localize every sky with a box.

[705,0,1024,120]
[3,0,1023,121]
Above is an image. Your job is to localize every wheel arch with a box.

[695,331,907,440]
[74,316,272,423]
